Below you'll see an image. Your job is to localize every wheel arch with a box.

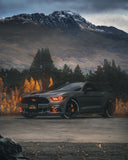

[103,98,116,118]
[68,97,80,112]
[63,97,80,119]
[104,98,116,110]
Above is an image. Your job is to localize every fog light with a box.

[17,107,23,113]
[50,107,58,113]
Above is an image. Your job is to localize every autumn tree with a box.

[24,77,41,93]
[30,77,35,91]
[0,77,3,93]
[0,77,4,105]
[48,77,54,88]
[34,80,40,91]
[24,79,31,93]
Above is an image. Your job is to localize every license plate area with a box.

[29,105,36,110]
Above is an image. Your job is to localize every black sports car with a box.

[20,81,116,118]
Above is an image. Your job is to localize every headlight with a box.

[50,96,64,102]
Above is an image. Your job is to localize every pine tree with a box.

[30,48,55,78]
[87,59,128,96]
[62,64,73,82]
[73,65,85,82]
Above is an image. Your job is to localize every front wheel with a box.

[103,99,116,118]
[63,99,79,119]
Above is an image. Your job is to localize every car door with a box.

[78,82,104,113]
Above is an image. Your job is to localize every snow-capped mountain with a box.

[0,11,128,72]
[0,11,92,31]
[1,11,127,38]
[0,11,93,29]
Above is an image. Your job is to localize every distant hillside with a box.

[0,11,128,72]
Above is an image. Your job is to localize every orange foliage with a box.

[0,78,20,114]
[24,79,31,93]
[115,98,128,115]
[35,80,40,91]
[24,77,53,93]
[48,77,53,88]
[0,77,3,91]
[0,76,53,114]
[24,77,41,93]
[30,77,35,91]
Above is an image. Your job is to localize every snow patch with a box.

[66,11,74,15]
[59,14,66,18]
[95,29,105,32]
[79,24,85,30]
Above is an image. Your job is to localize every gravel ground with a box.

[20,142,128,160]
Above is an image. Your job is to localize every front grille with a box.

[21,97,49,104]
[38,104,49,109]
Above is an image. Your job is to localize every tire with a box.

[63,99,79,119]
[103,99,116,118]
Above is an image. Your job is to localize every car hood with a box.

[22,90,71,98]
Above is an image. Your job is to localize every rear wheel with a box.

[63,99,79,119]
[103,99,116,118]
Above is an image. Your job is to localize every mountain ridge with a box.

[0,11,128,72]
[1,11,128,37]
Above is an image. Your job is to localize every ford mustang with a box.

[20,81,116,118]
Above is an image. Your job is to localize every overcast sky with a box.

[0,0,128,33]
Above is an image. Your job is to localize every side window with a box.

[83,83,97,92]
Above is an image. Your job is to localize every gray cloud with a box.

[86,0,128,12]
[0,0,128,32]
[0,0,128,17]
[26,0,128,12]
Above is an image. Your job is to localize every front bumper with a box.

[21,103,65,116]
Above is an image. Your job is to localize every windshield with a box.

[57,82,84,91]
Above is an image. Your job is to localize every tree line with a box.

[0,48,128,97]
[0,48,85,92]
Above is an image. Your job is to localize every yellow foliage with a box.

[48,77,53,88]
[24,77,42,93]
[0,77,3,91]
[0,78,19,114]
[30,77,35,91]
[24,79,31,93]
[115,98,128,114]
[35,80,40,91]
